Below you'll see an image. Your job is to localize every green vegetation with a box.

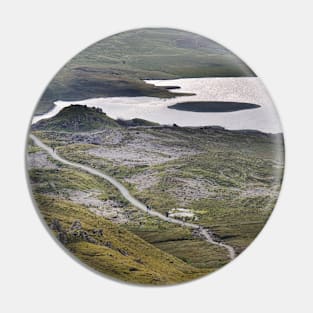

[28,105,284,285]
[34,194,206,285]
[27,28,284,285]
[168,101,260,112]
[33,105,120,132]
[30,116,284,260]
[116,118,160,127]
[69,28,255,78]
[32,105,162,132]
[27,140,223,283]
[35,28,255,114]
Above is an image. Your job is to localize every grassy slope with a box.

[28,106,284,282]
[38,125,284,256]
[70,28,255,78]
[34,194,206,285]
[28,135,230,274]
[28,138,228,284]
[130,128,284,253]
[27,146,210,284]
[31,123,284,261]
[116,118,160,127]
[33,105,120,132]
[36,28,255,114]
[33,105,160,132]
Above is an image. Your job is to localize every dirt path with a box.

[30,134,235,260]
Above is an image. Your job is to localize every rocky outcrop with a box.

[70,220,82,230]
[49,219,130,256]
[50,219,100,245]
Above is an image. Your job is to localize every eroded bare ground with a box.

[87,128,281,210]
[88,131,199,166]
[67,190,138,224]
[124,170,160,191]
[28,125,285,268]
[34,126,284,230]
[27,154,146,226]
[42,128,215,207]
[27,151,58,170]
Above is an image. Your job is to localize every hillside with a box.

[32,194,205,285]
[29,122,284,277]
[116,117,160,127]
[27,135,210,284]
[36,28,255,114]
[32,105,163,132]
[70,28,255,78]
[32,105,120,132]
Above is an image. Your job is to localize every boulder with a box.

[50,219,63,232]
[70,220,82,230]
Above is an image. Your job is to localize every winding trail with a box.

[30,134,235,260]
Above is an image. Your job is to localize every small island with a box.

[162,85,181,90]
[168,101,261,112]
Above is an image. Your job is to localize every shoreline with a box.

[32,77,281,133]
[32,105,283,136]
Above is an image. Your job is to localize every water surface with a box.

[33,77,281,133]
